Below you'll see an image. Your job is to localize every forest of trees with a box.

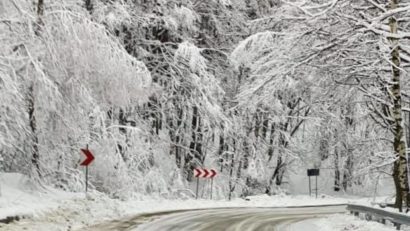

[2,0,410,211]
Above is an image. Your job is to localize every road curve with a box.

[85,205,346,231]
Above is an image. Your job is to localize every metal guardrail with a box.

[347,204,410,230]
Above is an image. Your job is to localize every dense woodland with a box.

[2,0,410,210]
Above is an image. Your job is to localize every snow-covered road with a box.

[85,205,346,231]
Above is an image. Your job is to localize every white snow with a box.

[288,214,400,231]
[0,173,82,221]
[0,173,401,231]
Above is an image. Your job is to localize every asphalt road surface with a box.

[86,205,346,231]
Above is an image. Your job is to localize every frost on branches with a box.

[1,0,410,207]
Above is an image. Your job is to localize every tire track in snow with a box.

[84,205,346,231]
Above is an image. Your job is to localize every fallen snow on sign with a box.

[288,214,399,231]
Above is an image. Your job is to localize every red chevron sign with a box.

[194,168,217,178]
[209,169,217,178]
[80,149,95,166]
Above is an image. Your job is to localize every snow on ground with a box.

[0,173,83,221]
[288,214,402,231]
[0,173,397,231]
[0,193,349,231]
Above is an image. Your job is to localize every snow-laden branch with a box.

[372,5,410,22]
[283,0,339,18]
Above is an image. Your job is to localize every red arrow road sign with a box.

[194,168,217,178]
[203,169,209,178]
[80,149,95,166]
[209,169,217,178]
[194,168,202,177]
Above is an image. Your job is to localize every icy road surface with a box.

[86,205,346,231]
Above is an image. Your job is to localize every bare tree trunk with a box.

[342,148,353,191]
[228,153,235,200]
[28,84,40,177]
[175,108,183,168]
[389,0,409,212]
[267,123,275,161]
[85,0,93,13]
[185,106,203,181]
[117,108,127,163]
[275,155,285,185]
[37,0,44,19]
[274,126,287,186]
[261,113,269,140]
[29,0,44,177]
[228,139,237,200]
[218,126,225,172]
[254,110,261,138]
[334,147,341,192]
[35,0,44,35]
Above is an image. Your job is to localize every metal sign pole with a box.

[195,177,199,199]
[86,165,88,193]
[315,175,318,199]
[85,144,88,194]
[307,168,319,197]
[210,178,213,200]
[80,144,94,195]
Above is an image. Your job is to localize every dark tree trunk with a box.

[342,149,353,191]
[218,129,225,172]
[254,110,261,138]
[37,0,44,19]
[274,128,287,185]
[262,114,269,140]
[34,0,44,35]
[275,155,285,186]
[117,108,127,163]
[185,106,203,181]
[334,148,341,192]
[242,115,252,170]
[228,139,237,200]
[268,123,275,161]
[388,0,409,211]
[190,106,202,159]
[228,153,235,201]
[175,107,183,168]
[85,0,93,13]
[28,84,40,177]
[266,155,284,195]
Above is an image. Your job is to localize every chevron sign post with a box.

[194,168,217,199]
[80,145,95,194]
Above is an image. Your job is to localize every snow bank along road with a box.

[85,205,346,231]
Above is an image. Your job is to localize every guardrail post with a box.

[381,218,386,224]
[365,214,372,221]
[394,222,401,230]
